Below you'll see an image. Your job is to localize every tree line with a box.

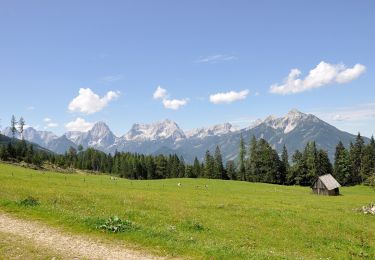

[1,116,374,187]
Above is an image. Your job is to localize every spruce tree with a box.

[10,115,17,140]
[333,141,351,185]
[226,160,236,180]
[246,135,257,181]
[238,134,246,181]
[204,150,215,178]
[18,117,25,140]
[281,145,289,184]
[214,145,224,179]
[350,133,365,184]
[316,149,332,176]
[193,157,201,178]
[360,136,375,182]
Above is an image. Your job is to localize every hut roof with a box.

[315,174,341,190]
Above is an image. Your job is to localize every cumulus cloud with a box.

[43,118,58,128]
[68,88,120,114]
[162,98,188,110]
[153,86,168,100]
[270,62,366,95]
[153,86,188,110]
[65,117,94,132]
[196,54,238,63]
[46,123,58,128]
[209,89,249,104]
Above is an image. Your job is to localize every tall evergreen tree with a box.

[289,150,306,185]
[18,117,25,140]
[246,135,257,181]
[303,141,318,186]
[238,134,246,181]
[281,145,289,184]
[10,115,17,140]
[316,149,332,176]
[225,160,236,180]
[204,150,215,178]
[333,141,351,185]
[193,157,201,178]
[214,145,224,179]
[361,135,375,182]
[350,133,365,184]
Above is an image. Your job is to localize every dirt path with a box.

[0,213,165,259]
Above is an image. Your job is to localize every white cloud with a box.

[68,88,120,114]
[46,122,58,128]
[162,98,188,110]
[270,61,366,95]
[209,89,249,104]
[325,103,375,122]
[153,86,188,110]
[43,118,58,128]
[312,103,375,137]
[196,54,238,63]
[153,86,168,100]
[65,118,94,132]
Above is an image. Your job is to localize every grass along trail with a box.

[0,213,163,260]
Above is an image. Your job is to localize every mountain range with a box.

[1,109,366,163]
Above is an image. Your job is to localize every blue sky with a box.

[0,0,374,137]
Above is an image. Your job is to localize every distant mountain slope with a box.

[0,134,52,153]
[2,127,76,153]
[2,110,368,163]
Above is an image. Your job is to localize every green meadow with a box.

[0,162,374,259]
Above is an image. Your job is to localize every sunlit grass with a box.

[0,162,374,259]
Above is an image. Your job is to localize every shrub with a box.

[364,174,375,189]
[97,216,135,233]
[185,220,205,231]
[19,196,40,206]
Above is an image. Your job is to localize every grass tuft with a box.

[19,196,40,207]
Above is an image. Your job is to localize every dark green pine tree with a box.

[178,156,186,178]
[10,115,17,140]
[360,135,375,182]
[155,155,168,179]
[303,141,318,186]
[350,133,365,184]
[214,145,225,179]
[246,135,257,182]
[193,157,201,178]
[289,150,307,185]
[238,134,246,181]
[333,141,351,185]
[18,117,25,140]
[281,145,289,184]
[316,149,332,176]
[225,160,236,180]
[204,150,215,179]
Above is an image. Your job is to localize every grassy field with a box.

[0,162,374,259]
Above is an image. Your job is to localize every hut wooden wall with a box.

[312,179,339,196]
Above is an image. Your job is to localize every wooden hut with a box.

[311,174,341,196]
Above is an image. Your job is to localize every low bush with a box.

[97,216,135,233]
[19,196,40,206]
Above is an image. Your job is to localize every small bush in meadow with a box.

[19,196,40,206]
[184,220,205,231]
[97,216,135,233]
